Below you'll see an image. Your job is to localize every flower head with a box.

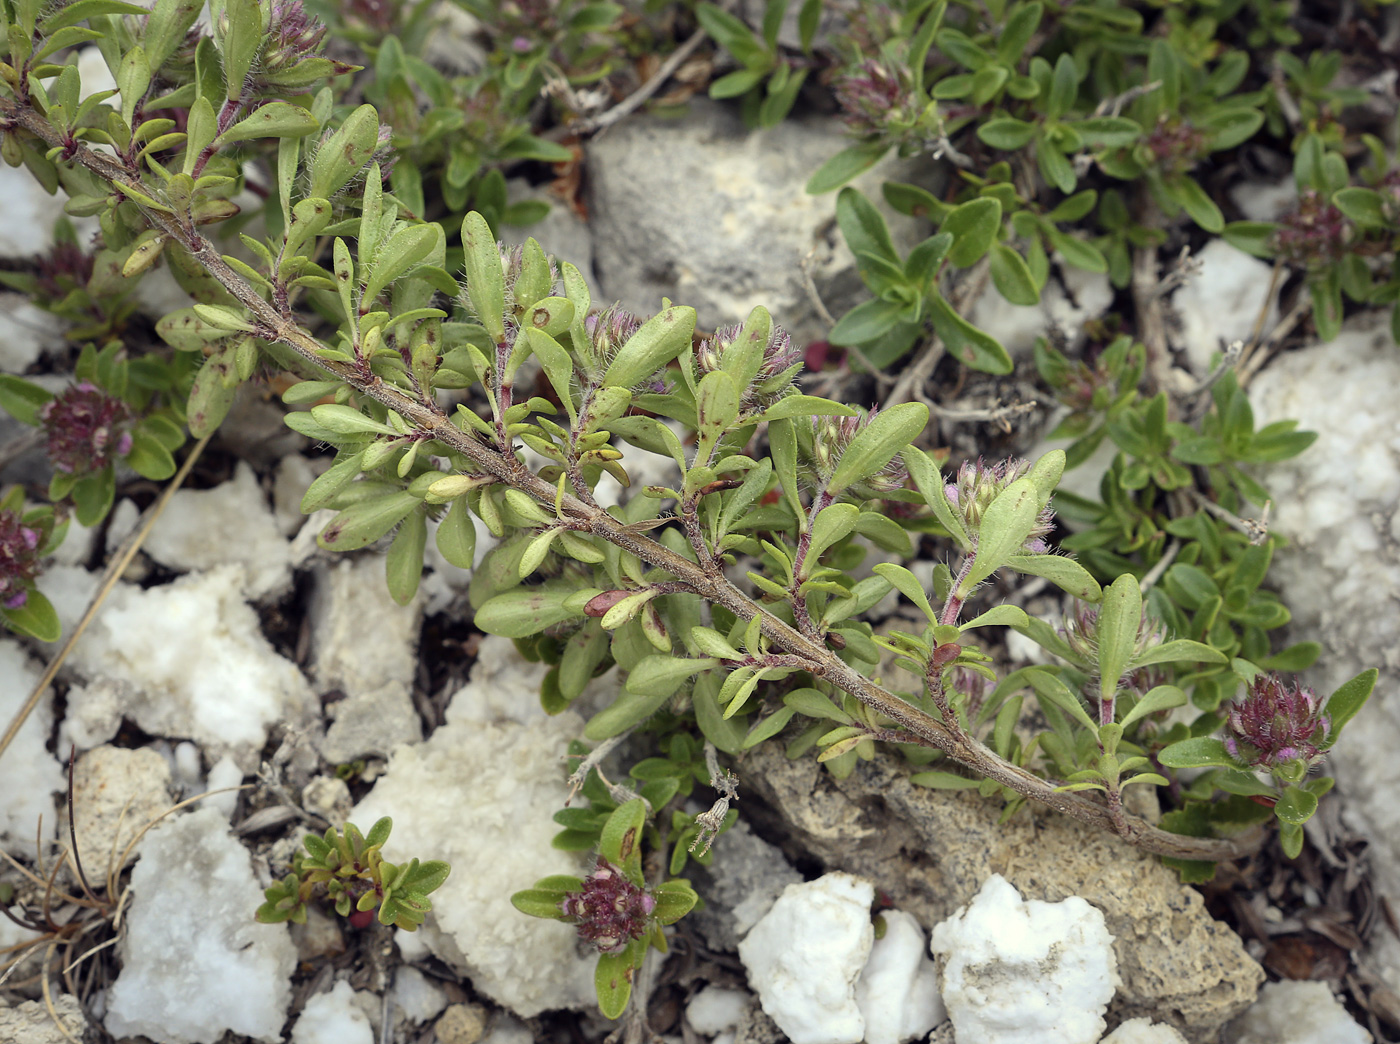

[38,382,132,475]
[581,305,642,379]
[834,60,918,137]
[0,510,41,610]
[1061,600,1168,667]
[695,322,802,412]
[1144,115,1210,176]
[808,408,909,495]
[1273,190,1352,268]
[262,0,328,70]
[1224,673,1330,772]
[945,458,1054,552]
[559,858,657,954]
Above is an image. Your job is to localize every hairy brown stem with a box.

[0,97,1268,864]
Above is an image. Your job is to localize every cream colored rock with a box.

[62,745,173,874]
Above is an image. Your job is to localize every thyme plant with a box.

[0,0,1383,1020]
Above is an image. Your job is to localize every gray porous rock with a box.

[742,743,1263,1041]
[586,98,940,348]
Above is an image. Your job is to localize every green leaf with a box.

[977,118,1037,150]
[220,0,263,102]
[806,141,890,194]
[1321,668,1377,748]
[941,197,1001,268]
[1274,786,1318,827]
[909,770,982,790]
[827,402,928,496]
[989,243,1040,306]
[595,948,638,1020]
[1094,573,1142,705]
[435,497,477,569]
[310,404,400,436]
[318,491,419,551]
[806,503,860,566]
[599,798,647,875]
[752,396,857,422]
[460,211,505,342]
[1073,117,1140,147]
[828,297,909,347]
[363,224,438,304]
[1331,187,1387,229]
[783,687,852,723]
[1157,737,1237,769]
[958,478,1040,596]
[476,582,581,638]
[1168,175,1224,233]
[904,446,969,549]
[218,102,319,144]
[872,562,936,623]
[1,589,60,642]
[0,375,52,426]
[604,306,697,389]
[1119,684,1187,729]
[1130,639,1228,669]
[385,507,427,605]
[836,187,900,266]
[695,2,767,66]
[626,655,718,698]
[961,604,1029,630]
[125,430,176,480]
[927,294,1013,374]
[1003,554,1101,600]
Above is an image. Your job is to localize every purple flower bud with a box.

[559,859,657,954]
[1224,674,1329,771]
[37,382,132,475]
[694,322,803,411]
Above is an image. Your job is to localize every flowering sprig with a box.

[512,800,698,1019]
[1159,668,1378,857]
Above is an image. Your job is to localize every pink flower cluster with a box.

[0,511,41,610]
[1225,673,1330,770]
[559,859,657,954]
[38,382,132,475]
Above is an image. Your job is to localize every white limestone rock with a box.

[929,874,1118,1044]
[443,633,551,725]
[393,967,448,1024]
[855,910,945,1044]
[1227,980,1371,1044]
[350,703,595,1017]
[104,808,297,1044]
[1170,238,1279,376]
[737,871,875,1044]
[686,985,750,1037]
[143,462,292,599]
[1102,1018,1190,1044]
[53,565,315,769]
[292,980,374,1044]
[0,640,63,856]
